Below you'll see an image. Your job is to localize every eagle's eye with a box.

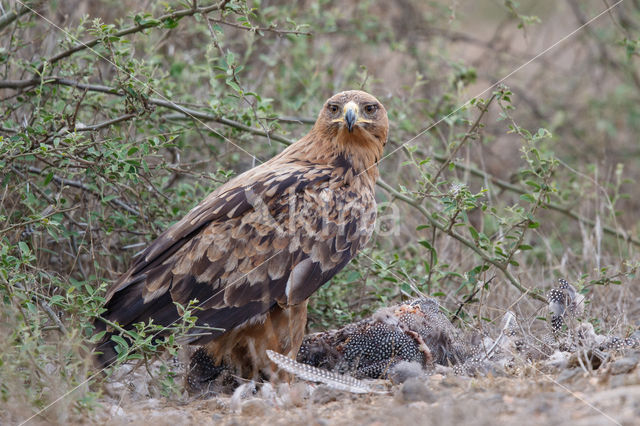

[327,104,340,114]
[364,104,378,114]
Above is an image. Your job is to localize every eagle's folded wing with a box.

[98,164,373,348]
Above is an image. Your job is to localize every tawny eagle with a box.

[95,90,388,382]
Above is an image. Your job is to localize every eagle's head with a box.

[283,90,388,179]
[318,90,389,150]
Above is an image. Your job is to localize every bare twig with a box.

[75,113,137,132]
[271,116,315,124]
[157,101,294,145]
[208,17,311,36]
[0,205,78,234]
[432,94,495,182]
[0,78,45,89]
[0,77,295,146]
[0,76,119,93]
[21,166,143,218]
[0,1,42,32]
[452,275,496,322]
[168,112,315,125]
[38,298,68,334]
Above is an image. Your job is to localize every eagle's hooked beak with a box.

[344,101,357,133]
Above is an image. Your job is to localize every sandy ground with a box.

[94,353,640,426]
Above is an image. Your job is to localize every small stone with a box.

[389,361,424,384]
[311,385,345,404]
[286,382,309,407]
[139,398,161,409]
[609,375,627,388]
[107,404,125,417]
[440,375,468,388]
[557,368,581,383]
[130,375,150,399]
[395,377,436,404]
[406,401,431,411]
[230,382,257,412]
[544,351,571,370]
[609,357,639,375]
[104,381,127,398]
[204,398,227,411]
[483,393,504,404]
[433,365,452,375]
[240,398,270,416]
[479,360,507,377]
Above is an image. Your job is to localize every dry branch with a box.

[28,0,231,73]
[0,77,295,146]
[21,166,143,218]
[208,17,311,36]
[0,1,43,32]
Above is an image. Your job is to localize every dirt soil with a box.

[93,353,640,426]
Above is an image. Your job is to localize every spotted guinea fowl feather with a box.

[267,350,387,394]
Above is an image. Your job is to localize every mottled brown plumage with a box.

[94,90,388,382]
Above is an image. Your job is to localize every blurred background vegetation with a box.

[1,0,640,422]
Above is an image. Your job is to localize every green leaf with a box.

[226,79,242,93]
[18,241,30,256]
[520,194,536,203]
[49,295,64,305]
[524,180,540,190]
[162,17,180,29]
[468,225,479,240]
[134,14,160,27]
[418,240,433,250]
[111,334,129,350]
[226,51,235,66]
[88,330,107,343]
[43,171,54,186]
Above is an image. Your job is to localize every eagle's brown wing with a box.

[95,162,375,365]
